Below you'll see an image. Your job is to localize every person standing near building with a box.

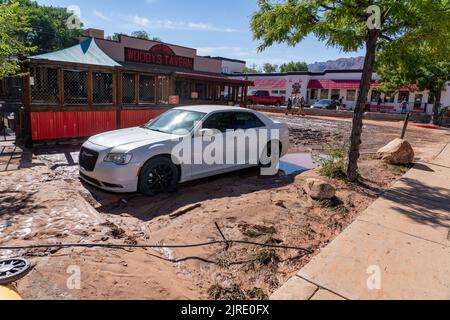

[300,96,306,117]
[285,96,293,116]
[401,98,408,114]
[337,96,345,111]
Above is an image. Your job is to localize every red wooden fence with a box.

[31,109,168,140]
[31,111,117,140]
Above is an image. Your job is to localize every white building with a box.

[205,57,246,74]
[233,70,450,115]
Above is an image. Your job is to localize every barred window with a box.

[122,73,136,104]
[139,75,155,103]
[347,90,356,102]
[320,89,329,100]
[93,72,113,104]
[331,89,341,100]
[31,67,59,104]
[64,70,88,105]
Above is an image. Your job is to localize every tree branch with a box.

[379,34,394,42]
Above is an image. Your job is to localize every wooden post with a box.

[22,71,32,145]
[87,70,93,107]
[115,70,121,129]
[401,112,412,140]
[113,70,118,107]
[135,73,140,106]
[58,68,64,107]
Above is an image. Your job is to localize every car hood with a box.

[89,127,173,149]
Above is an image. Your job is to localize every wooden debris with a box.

[169,203,202,219]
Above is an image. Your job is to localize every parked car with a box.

[247,90,286,107]
[311,99,337,110]
[79,106,289,195]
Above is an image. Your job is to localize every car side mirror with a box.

[198,128,215,137]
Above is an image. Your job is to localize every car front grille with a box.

[79,147,99,172]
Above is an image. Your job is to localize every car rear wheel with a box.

[139,157,179,196]
[275,101,282,107]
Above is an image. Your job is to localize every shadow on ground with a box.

[384,175,450,230]
[0,143,42,172]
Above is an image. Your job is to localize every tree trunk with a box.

[347,30,378,182]
[432,89,442,125]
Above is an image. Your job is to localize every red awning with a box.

[249,79,288,90]
[307,79,380,90]
[174,72,253,85]
[308,80,418,92]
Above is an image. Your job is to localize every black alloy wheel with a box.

[139,157,179,196]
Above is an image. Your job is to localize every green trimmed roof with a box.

[31,38,121,67]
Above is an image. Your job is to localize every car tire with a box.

[138,157,180,196]
[275,101,282,107]
[247,100,253,106]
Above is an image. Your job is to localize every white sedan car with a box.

[79,105,289,195]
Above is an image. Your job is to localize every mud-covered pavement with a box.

[1,115,449,299]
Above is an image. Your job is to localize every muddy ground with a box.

[1,115,449,300]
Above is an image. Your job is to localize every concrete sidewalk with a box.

[272,143,450,300]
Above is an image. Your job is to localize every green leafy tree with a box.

[106,33,123,41]
[251,0,449,181]
[243,64,261,74]
[108,31,161,42]
[262,62,278,73]
[0,1,35,79]
[131,30,150,40]
[12,0,83,53]
[377,14,450,125]
[280,61,308,73]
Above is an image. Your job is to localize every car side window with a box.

[202,112,234,133]
[263,91,269,97]
[233,112,266,130]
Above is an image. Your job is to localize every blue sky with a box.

[36,0,365,68]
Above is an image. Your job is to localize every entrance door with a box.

[414,94,424,110]
[156,75,170,104]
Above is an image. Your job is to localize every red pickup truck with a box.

[246,90,286,107]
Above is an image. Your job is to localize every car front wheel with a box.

[138,157,179,196]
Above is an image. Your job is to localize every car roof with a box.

[174,105,251,114]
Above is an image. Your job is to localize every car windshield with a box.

[142,109,206,135]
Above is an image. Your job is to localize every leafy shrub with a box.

[316,140,348,179]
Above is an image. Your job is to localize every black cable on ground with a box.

[0,240,313,254]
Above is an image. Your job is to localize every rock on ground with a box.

[304,178,336,200]
[377,139,415,165]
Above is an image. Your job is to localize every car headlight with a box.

[104,153,133,165]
